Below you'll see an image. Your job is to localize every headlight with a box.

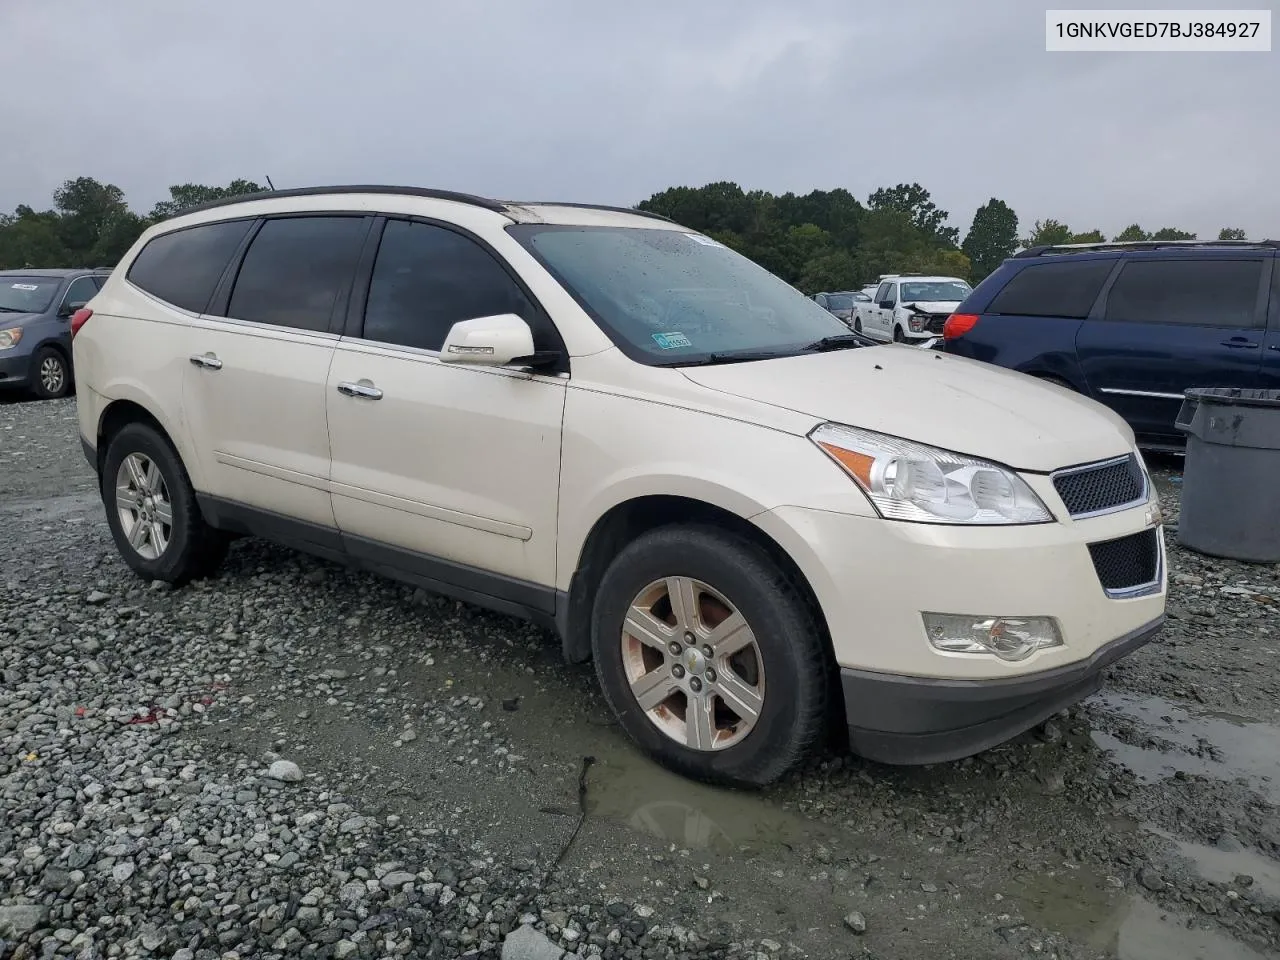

[0,327,22,349]
[810,423,1053,524]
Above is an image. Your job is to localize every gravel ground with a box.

[2,396,1279,960]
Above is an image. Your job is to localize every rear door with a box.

[183,214,372,529]
[1076,256,1270,443]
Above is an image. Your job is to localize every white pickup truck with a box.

[851,274,973,344]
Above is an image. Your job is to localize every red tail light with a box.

[943,312,979,340]
[70,308,93,338]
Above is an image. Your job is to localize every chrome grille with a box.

[1051,454,1146,518]
[1088,528,1160,596]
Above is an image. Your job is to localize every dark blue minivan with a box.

[943,241,1280,449]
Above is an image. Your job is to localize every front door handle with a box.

[189,353,222,370]
[1220,338,1259,349]
[337,380,383,400]
[1269,343,1280,352]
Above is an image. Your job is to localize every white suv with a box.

[72,186,1166,786]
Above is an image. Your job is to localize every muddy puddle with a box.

[1020,867,1273,959]
[1146,826,1280,900]
[583,750,823,855]
[1089,691,1280,803]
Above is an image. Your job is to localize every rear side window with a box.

[1104,259,1264,328]
[127,220,253,314]
[987,259,1114,319]
[225,217,368,332]
[362,219,538,352]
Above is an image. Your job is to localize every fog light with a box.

[923,614,1062,662]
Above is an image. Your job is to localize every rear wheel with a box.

[591,525,829,787]
[31,347,70,399]
[102,422,229,584]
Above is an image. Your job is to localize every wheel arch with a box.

[558,494,832,670]
[95,396,197,485]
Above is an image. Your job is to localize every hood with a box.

[0,312,41,325]
[679,346,1134,472]
[902,300,961,313]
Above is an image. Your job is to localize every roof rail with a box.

[171,184,511,218]
[505,201,674,223]
[165,186,679,224]
[1015,238,1280,258]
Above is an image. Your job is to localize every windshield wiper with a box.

[0,306,29,313]
[802,333,875,352]
[664,350,789,367]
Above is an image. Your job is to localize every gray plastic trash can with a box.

[1174,387,1280,563]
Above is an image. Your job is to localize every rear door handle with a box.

[189,353,222,370]
[337,380,383,400]
[1220,338,1259,349]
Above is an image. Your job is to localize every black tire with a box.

[101,422,229,585]
[591,525,829,787]
[892,326,905,343]
[31,346,71,399]
[853,318,862,333]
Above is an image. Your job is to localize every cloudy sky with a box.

[2,0,1274,240]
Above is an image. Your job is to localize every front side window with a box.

[127,219,253,314]
[362,219,540,352]
[987,259,1115,319]
[899,280,971,303]
[61,277,99,313]
[0,278,60,314]
[1104,259,1264,328]
[225,216,368,332]
[873,283,891,304]
[508,225,854,365]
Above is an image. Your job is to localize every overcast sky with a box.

[2,0,1274,240]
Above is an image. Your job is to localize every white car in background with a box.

[854,275,973,343]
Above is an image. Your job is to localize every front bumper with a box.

[841,615,1163,764]
[0,351,32,389]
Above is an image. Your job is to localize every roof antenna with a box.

[265,176,276,191]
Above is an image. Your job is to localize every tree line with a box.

[0,176,1253,294]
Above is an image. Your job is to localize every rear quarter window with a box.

[126,219,254,314]
[986,259,1115,319]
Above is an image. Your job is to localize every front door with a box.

[326,218,566,599]
[1261,259,1280,389]
[183,214,372,528]
[1075,256,1270,443]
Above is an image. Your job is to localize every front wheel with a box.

[31,347,71,399]
[591,525,829,787]
[853,318,862,333]
[892,326,906,343]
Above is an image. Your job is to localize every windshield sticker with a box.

[11,283,39,291]
[683,233,723,247]
[652,331,692,350]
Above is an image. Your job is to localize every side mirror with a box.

[439,313,536,366]
[59,301,89,319]
[878,300,894,310]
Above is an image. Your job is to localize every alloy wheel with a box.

[115,453,173,560]
[620,577,766,751]
[40,355,66,394]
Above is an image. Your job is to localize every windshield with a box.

[508,225,854,365]
[825,294,854,311]
[899,280,971,303]
[0,278,59,314]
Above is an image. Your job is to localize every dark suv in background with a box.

[0,268,110,399]
[943,240,1280,449]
